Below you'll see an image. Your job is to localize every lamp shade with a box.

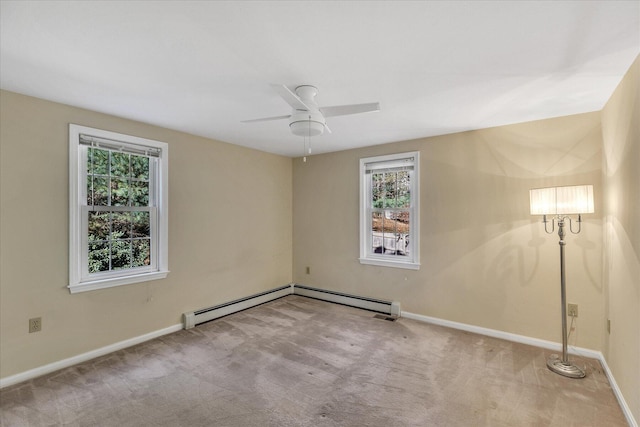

[530,185,594,215]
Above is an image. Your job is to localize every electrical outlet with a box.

[29,317,42,333]
[568,304,578,318]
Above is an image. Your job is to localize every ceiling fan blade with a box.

[271,84,312,111]
[324,123,332,134]
[241,115,291,123]
[319,102,380,118]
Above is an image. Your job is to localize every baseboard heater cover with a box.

[183,285,292,329]
[183,284,401,329]
[293,284,400,316]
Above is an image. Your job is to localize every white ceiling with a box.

[1,1,638,157]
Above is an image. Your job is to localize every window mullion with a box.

[89,206,150,212]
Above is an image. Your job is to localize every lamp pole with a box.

[547,216,585,378]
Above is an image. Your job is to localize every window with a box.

[359,152,419,269]
[69,124,169,293]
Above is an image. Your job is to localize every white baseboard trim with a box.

[599,353,638,427]
[0,323,183,389]
[401,311,600,357]
[401,310,637,427]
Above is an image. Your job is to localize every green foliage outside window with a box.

[87,148,152,273]
[371,171,411,209]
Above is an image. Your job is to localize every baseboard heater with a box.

[183,285,292,329]
[293,284,400,317]
[183,283,400,329]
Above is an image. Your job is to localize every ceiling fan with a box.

[242,84,380,137]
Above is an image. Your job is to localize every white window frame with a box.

[359,151,420,270]
[69,124,169,293]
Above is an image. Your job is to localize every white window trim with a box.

[69,124,169,293]
[359,151,420,270]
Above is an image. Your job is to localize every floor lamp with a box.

[529,184,594,379]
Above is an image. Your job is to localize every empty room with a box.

[0,1,638,426]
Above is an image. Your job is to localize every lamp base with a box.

[546,354,586,379]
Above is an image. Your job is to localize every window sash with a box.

[80,206,158,281]
[80,145,159,209]
[367,209,412,256]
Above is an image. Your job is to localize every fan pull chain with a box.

[303,134,307,163]
[303,114,312,163]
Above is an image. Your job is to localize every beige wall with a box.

[0,90,293,378]
[293,112,604,350]
[602,56,640,422]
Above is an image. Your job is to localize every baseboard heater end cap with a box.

[183,312,196,330]
[391,301,401,317]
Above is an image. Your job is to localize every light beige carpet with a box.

[0,295,628,426]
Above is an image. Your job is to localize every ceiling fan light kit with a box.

[289,110,325,137]
[242,84,380,140]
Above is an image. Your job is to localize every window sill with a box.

[68,270,169,294]
[359,258,420,270]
